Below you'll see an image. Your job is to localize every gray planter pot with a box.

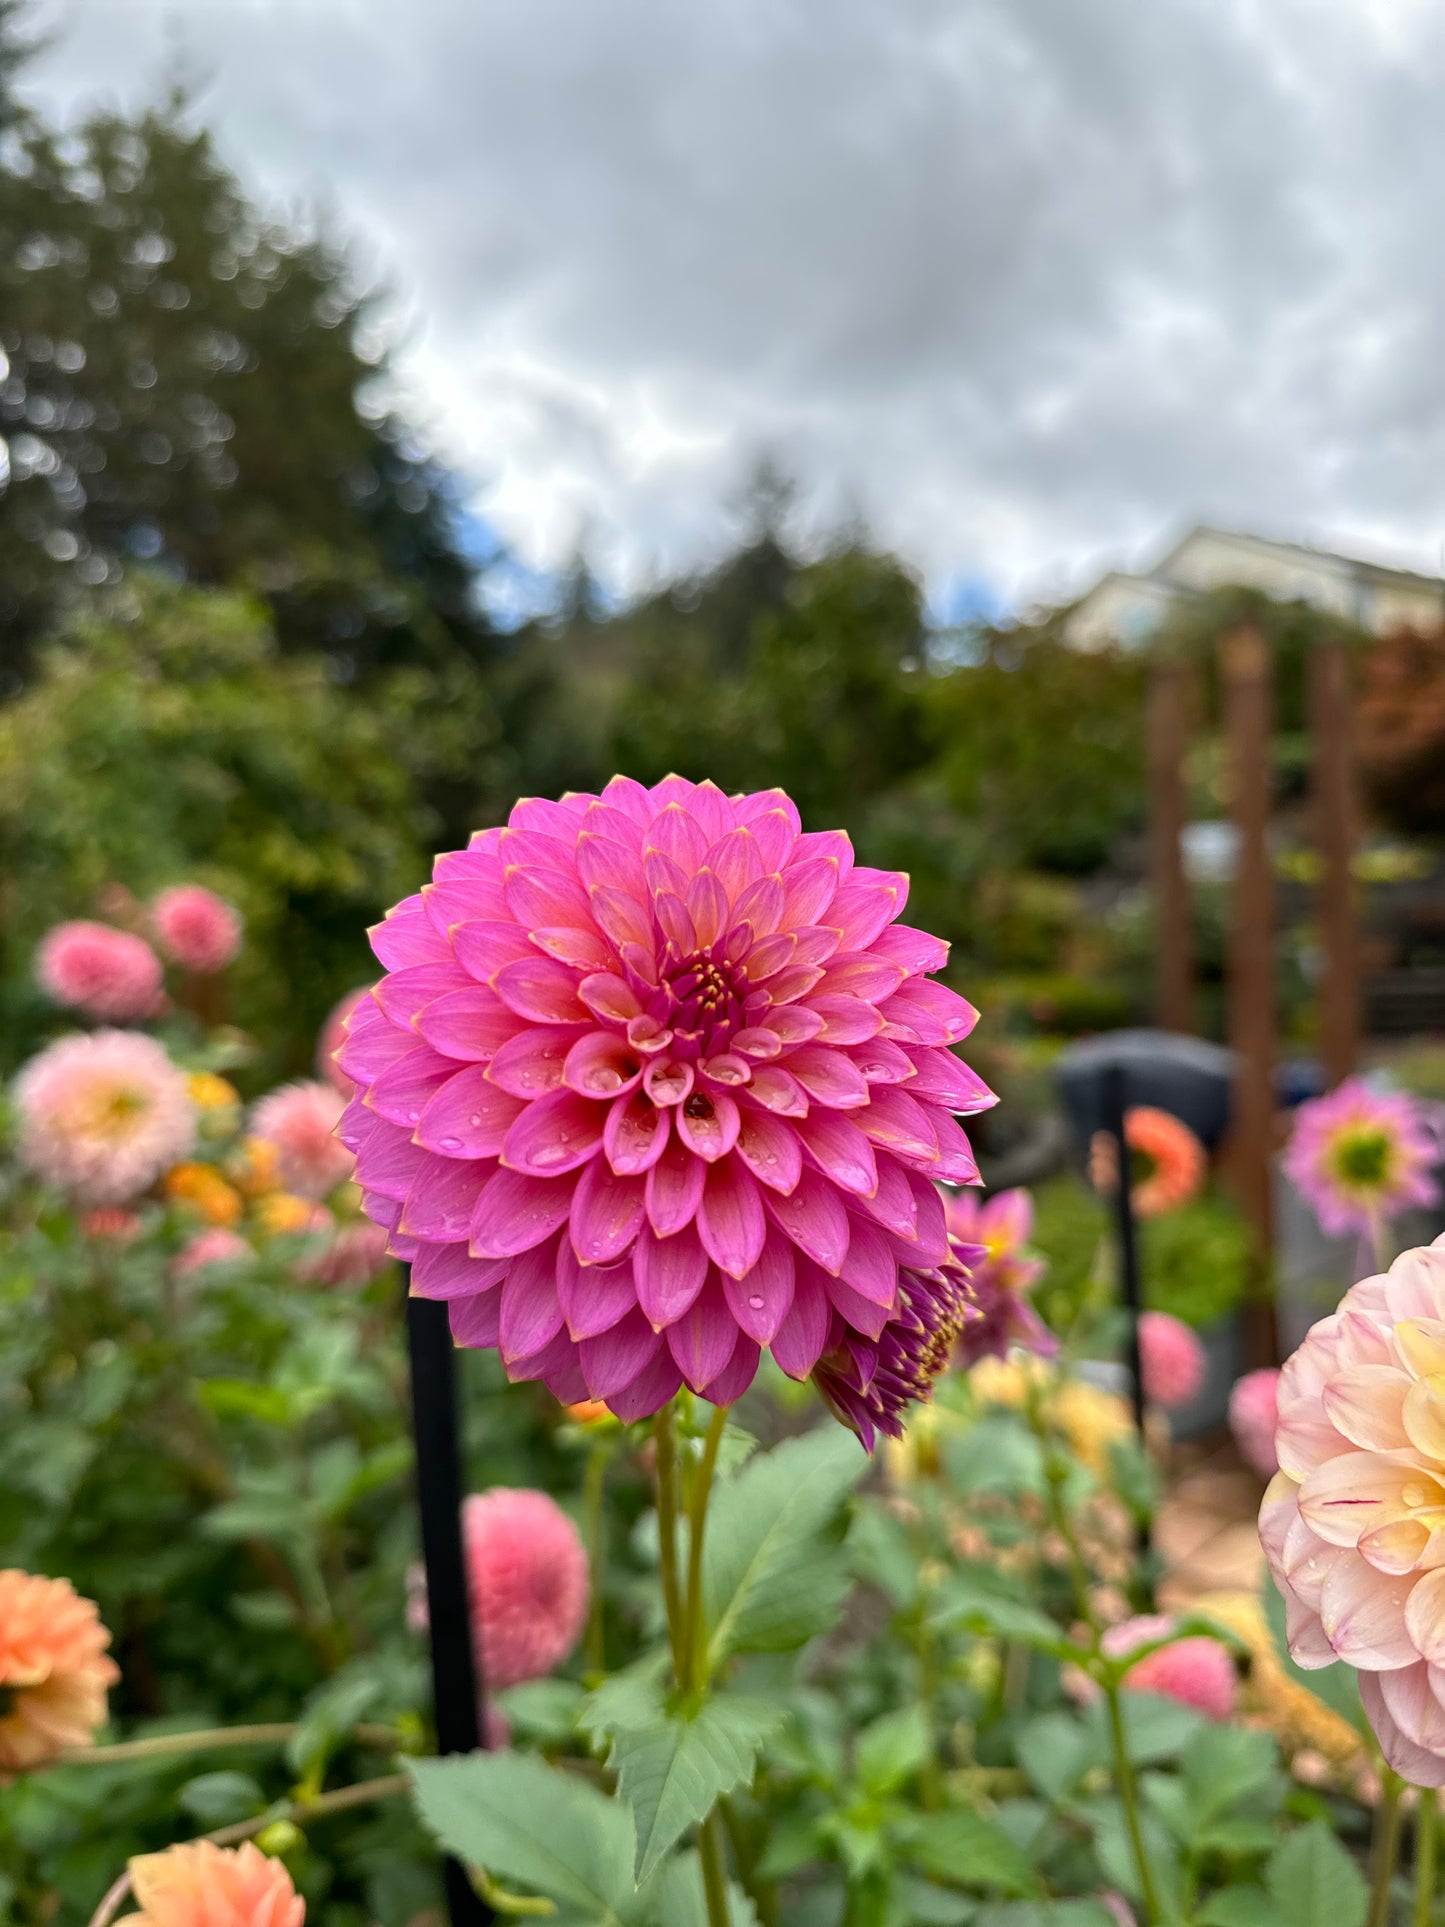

[1075,1310,1243,1440]
[1275,1163,1445,1357]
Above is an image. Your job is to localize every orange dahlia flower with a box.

[1090,1106,1205,1217]
[128,1841,305,1927]
[0,1570,119,1777]
[164,1161,244,1226]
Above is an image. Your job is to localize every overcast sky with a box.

[23,0,1445,617]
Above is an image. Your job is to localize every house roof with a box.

[1152,523,1445,593]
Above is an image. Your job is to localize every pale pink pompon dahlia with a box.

[150,885,243,974]
[340,778,995,1435]
[1282,1077,1440,1241]
[35,920,163,1021]
[251,1080,354,1200]
[1262,1239,1445,1785]
[14,1031,196,1204]
[128,1841,305,1927]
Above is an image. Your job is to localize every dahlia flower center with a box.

[656,949,746,1058]
[1331,1124,1393,1190]
[0,1684,15,1717]
[79,1086,147,1137]
[1130,1147,1160,1186]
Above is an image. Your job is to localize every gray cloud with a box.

[25,0,1445,606]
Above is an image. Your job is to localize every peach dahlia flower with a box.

[128,1841,304,1927]
[1262,1237,1445,1784]
[0,1570,119,1776]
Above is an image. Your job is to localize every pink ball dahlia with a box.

[340,778,995,1430]
[14,1031,196,1203]
[410,1488,589,1691]
[150,885,242,974]
[35,920,163,1021]
[463,1488,589,1689]
[1229,1366,1281,1479]
[1139,1309,1207,1410]
[250,1080,354,1199]
[1283,1077,1440,1241]
[1262,1239,1445,1785]
[945,1186,1058,1367]
[1103,1614,1238,1720]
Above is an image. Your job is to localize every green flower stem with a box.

[1416,1787,1437,1927]
[62,1721,402,1766]
[1103,1678,1163,1926]
[653,1404,686,1667]
[682,1404,730,1697]
[583,1441,610,1677]
[1030,1392,1162,1925]
[698,1809,732,1927]
[1370,1771,1406,1927]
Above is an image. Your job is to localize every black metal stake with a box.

[405,1287,494,1927]
[1102,1063,1147,1438]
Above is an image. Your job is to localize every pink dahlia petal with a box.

[470,1168,575,1257]
[765,1168,851,1274]
[645,1139,707,1237]
[569,1160,646,1265]
[722,1240,795,1345]
[558,1244,637,1339]
[349,782,983,1420]
[1361,1671,1445,1786]
[696,1159,767,1279]
[634,1224,709,1328]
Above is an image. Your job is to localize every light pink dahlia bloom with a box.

[945,1186,1057,1367]
[14,1031,196,1203]
[250,1080,354,1199]
[1283,1077,1440,1241]
[341,777,994,1426]
[1139,1309,1207,1410]
[35,920,163,1021]
[1229,1366,1281,1479]
[1261,1240,1445,1784]
[151,885,242,974]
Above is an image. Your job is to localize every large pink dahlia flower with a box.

[341,777,994,1428]
[1261,1239,1445,1784]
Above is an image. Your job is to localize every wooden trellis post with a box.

[1221,623,1278,1366]
[1147,657,1194,1034]
[1310,640,1360,1086]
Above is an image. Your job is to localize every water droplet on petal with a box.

[439,1135,462,1152]
[748,1294,765,1311]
